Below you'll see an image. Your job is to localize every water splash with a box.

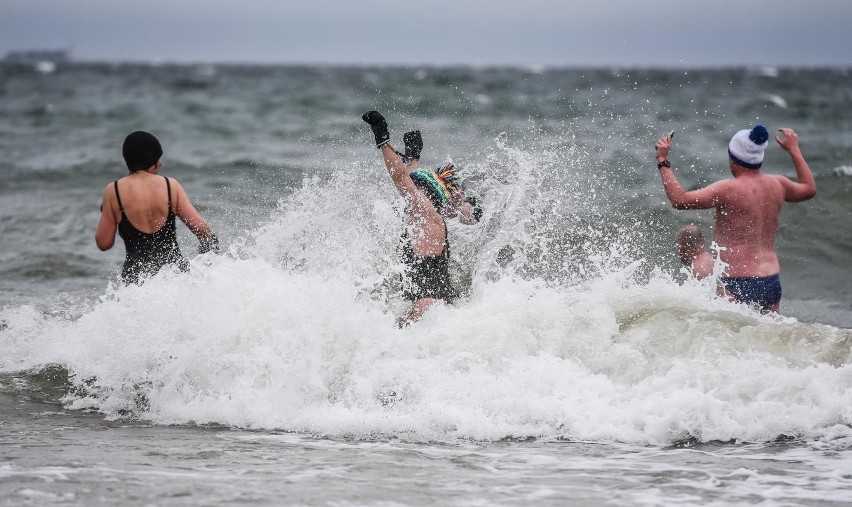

[1,139,849,446]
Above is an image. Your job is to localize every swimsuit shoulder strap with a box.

[113,180,126,215]
[163,176,173,213]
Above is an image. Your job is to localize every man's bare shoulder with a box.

[705,178,745,207]
[705,178,735,194]
[727,173,779,191]
[770,173,795,185]
[748,172,787,194]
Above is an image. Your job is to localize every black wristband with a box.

[395,150,411,164]
[657,159,671,169]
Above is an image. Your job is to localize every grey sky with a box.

[2,0,850,66]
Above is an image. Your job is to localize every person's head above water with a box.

[123,131,163,172]
[728,125,769,169]
[410,163,461,212]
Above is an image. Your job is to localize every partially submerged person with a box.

[95,131,219,284]
[395,129,482,226]
[675,224,713,280]
[655,126,816,312]
[362,111,479,322]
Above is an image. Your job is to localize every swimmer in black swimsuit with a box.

[400,218,457,303]
[362,111,480,322]
[95,131,219,284]
[397,130,483,226]
[113,175,189,284]
[398,131,482,303]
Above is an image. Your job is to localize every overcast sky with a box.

[2,0,851,67]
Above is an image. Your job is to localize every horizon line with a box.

[3,55,851,72]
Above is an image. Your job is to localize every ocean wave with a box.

[1,113,849,447]
[3,152,850,445]
[0,254,98,281]
[0,260,849,446]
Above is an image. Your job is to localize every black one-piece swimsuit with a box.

[399,220,457,302]
[114,176,188,284]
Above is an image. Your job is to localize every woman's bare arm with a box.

[95,184,118,251]
[171,178,219,253]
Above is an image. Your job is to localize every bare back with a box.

[111,173,175,233]
[713,172,786,277]
[656,127,816,298]
[400,188,445,257]
[96,169,213,253]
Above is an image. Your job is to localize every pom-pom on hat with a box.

[728,125,769,169]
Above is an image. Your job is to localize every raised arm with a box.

[170,178,219,253]
[363,111,420,201]
[380,143,419,198]
[655,132,722,209]
[774,128,816,202]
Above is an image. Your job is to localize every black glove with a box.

[465,196,483,222]
[198,232,220,254]
[361,111,390,148]
[403,130,422,160]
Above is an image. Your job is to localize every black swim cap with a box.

[123,131,163,172]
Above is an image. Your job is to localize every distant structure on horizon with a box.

[3,49,71,73]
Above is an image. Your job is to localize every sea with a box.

[0,62,850,506]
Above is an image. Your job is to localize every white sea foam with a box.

[1,256,849,446]
[756,66,779,78]
[765,93,788,108]
[832,165,852,177]
[34,61,57,74]
[1,140,850,447]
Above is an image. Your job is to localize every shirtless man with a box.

[655,126,816,312]
[362,111,477,322]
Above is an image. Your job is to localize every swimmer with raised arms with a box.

[362,111,480,322]
[656,126,816,312]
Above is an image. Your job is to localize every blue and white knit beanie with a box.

[728,125,769,169]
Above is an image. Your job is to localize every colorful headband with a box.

[410,169,453,211]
